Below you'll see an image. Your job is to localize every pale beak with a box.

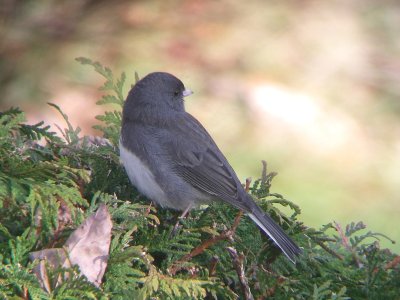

[183,89,193,97]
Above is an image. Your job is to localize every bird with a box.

[119,72,301,263]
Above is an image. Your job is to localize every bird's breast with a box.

[119,139,169,206]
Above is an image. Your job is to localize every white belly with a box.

[119,140,168,205]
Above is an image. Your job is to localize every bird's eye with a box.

[174,90,180,96]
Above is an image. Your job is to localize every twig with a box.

[168,227,234,275]
[145,202,153,216]
[334,221,362,267]
[373,255,400,274]
[226,247,254,300]
[232,210,243,233]
[314,239,344,260]
[334,221,350,250]
[208,256,219,276]
[385,255,400,270]
[260,265,290,298]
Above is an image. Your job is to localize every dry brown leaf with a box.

[65,203,112,286]
[29,248,69,293]
[29,204,112,291]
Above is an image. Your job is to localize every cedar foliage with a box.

[0,58,399,299]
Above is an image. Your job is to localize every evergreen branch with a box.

[168,209,244,276]
[168,179,250,275]
[1,60,400,299]
[334,221,362,267]
[48,103,81,145]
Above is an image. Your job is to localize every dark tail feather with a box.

[248,205,301,263]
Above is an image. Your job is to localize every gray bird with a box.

[120,72,301,263]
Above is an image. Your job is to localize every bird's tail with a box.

[248,204,301,263]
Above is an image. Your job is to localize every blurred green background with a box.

[1,0,399,252]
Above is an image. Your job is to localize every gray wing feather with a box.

[166,114,242,206]
[177,148,238,199]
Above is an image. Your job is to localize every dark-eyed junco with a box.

[120,72,301,263]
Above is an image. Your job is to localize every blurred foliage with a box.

[1,0,399,109]
[1,59,399,299]
[1,0,400,254]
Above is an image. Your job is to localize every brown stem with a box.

[208,256,219,276]
[169,227,235,275]
[333,222,350,250]
[226,247,254,300]
[385,255,400,270]
[315,239,344,260]
[245,177,252,192]
[334,221,361,267]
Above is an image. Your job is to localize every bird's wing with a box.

[163,114,302,263]
[164,113,247,210]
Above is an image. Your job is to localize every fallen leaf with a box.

[29,204,112,290]
[65,203,112,286]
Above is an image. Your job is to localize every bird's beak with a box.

[183,89,193,97]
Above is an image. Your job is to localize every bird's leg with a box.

[145,201,154,216]
[180,203,193,219]
[171,203,193,236]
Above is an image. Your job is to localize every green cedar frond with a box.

[1,61,399,299]
[76,57,126,146]
[48,103,81,145]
